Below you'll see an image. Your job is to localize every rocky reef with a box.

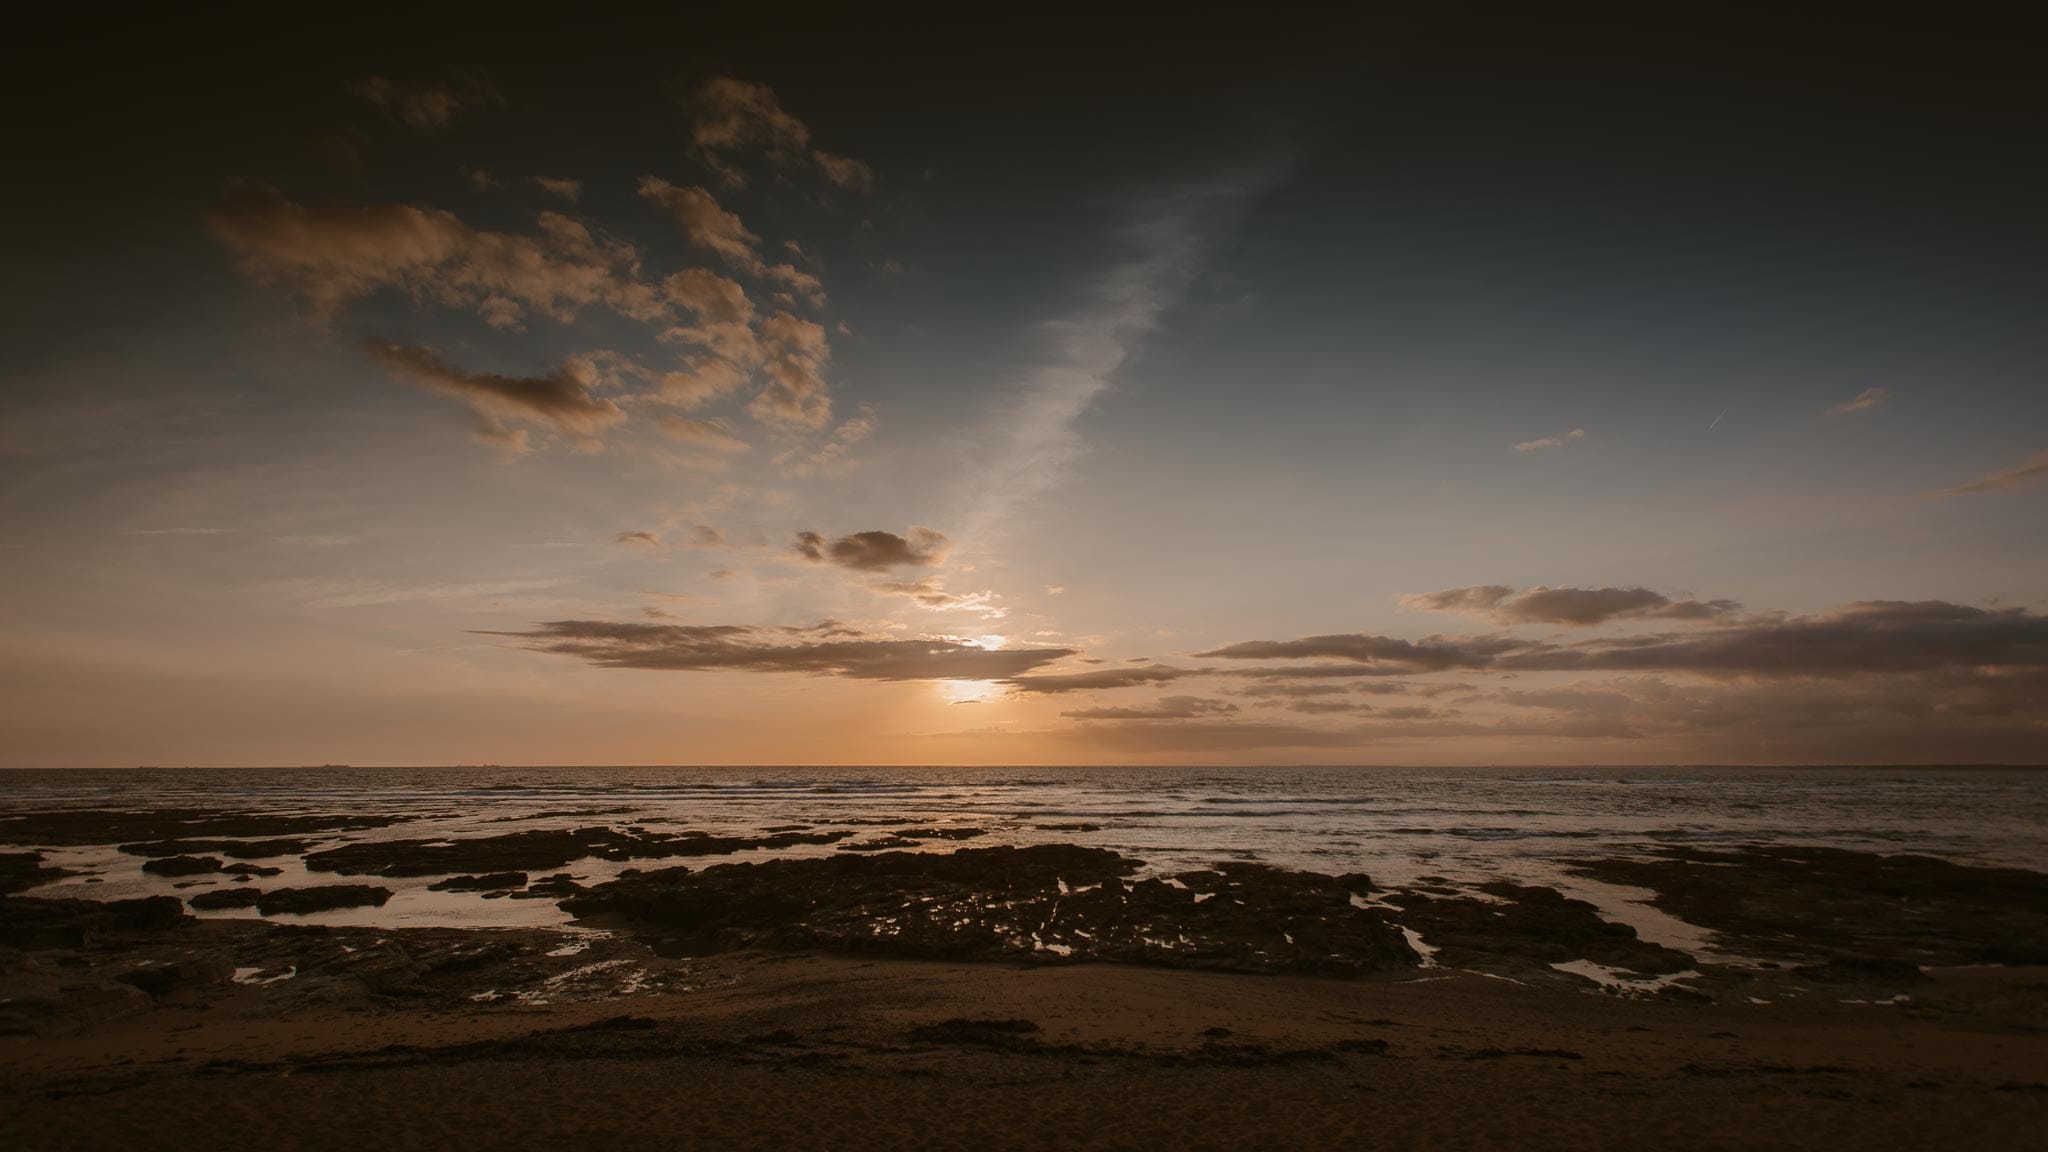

[559,844,1418,974]
[0,808,404,847]
[118,837,314,859]
[301,826,855,877]
[1384,881,1695,978]
[250,885,394,916]
[1570,845,2048,966]
[0,852,80,895]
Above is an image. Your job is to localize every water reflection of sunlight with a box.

[941,679,1001,704]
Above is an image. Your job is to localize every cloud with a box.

[529,176,582,203]
[1286,699,1371,714]
[1063,695,1238,720]
[688,78,813,184]
[1195,634,1520,674]
[212,184,661,328]
[1401,585,1742,626]
[1232,682,1352,699]
[765,263,827,308]
[750,311,833,428]
[1514,428,1585,452]
[646,358,755,410]
[638,178,763,273]
[1004,665,1199,694]
[492,619,1072,681]
[952,167,1281,558]
[353,75,500,130]
[286,577,568,609]
[794,527,949,571]
[614,531,660,547]
[1041,720,1364,753]
[657,416,749,452]
[687,78,874,192]
[1825,386,1888,416]
[1219,664,1380,681]
[661,268,755,330]
[813,151,876,191]
[1205,600,2048,680]
[364,342,625,447]
[868,577,1002,617]
[650,268,830,423]
[1496,600,2048,678]
[774,405,875,477]
[1937,450,2048,497]
[1487,669,2048,757]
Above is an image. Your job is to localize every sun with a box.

[940,679,1002,704]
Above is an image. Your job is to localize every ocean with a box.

[6,765,2045,953]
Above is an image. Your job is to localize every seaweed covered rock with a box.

[119,838,314,859]
[428,872,529,892]
[188,888,265,910]
[141,855,225,877]
[0,895,188,948]
[303,826,854,878]
[1384,881,1695,977]
[255,885,393,916]
[0,851,79,895]
[560,845,1416,974]
[1570,845,2048,966]
[0,808,403,847]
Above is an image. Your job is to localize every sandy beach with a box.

[6,935,2045,1151]
[6,822,2047,1150]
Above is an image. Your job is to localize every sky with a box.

[2,9,2045,767]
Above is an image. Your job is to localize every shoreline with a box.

[7,811,2048,1149]
[6,923,2045,1150]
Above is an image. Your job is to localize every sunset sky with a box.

[4,10,2044,766]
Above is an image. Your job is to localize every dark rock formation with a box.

[0,895,188,948]
[428,872,529,892]
[1385,881,1695,977]
[303,826,853,878]
[141,855,225,877]
[0,851,79,894]
[111,955,234,995]
[188,888,265,910]
[255,885,393,916]
[512,873,586,900]
[1569,845,2048,966]
[118,838,314,859]
[0,808,403,847]
[560,845,1417,975]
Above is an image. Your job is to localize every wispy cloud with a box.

[1401,585,1740,627]
[529,176,582,202]
[1825,386,1888,416]
[953,165,1283,557]
[495,619,1069,681]
[1514,428,1585,452]
[353,75,500,131]
[1063,695,1237,720]
[1937,449,2048,497]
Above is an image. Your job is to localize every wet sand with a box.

[5,942,2045,1152]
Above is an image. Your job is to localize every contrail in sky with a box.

[954,163,1286,560]
[1709,407,1728,430]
